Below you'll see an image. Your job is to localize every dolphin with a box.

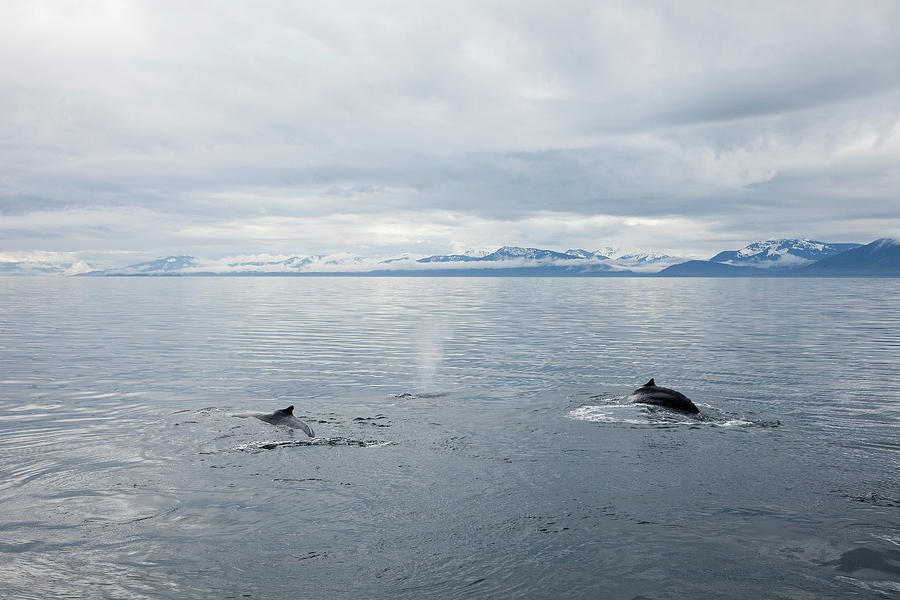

[626,379,700,414]
[254,406,316,437]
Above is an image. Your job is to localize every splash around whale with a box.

[626,379,700,414]
[253,406,315,437]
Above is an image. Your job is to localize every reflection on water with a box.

[0,277,898,599]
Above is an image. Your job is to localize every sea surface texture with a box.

[1,277,898,599]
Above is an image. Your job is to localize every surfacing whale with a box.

[626,379,700,414]
[254,406,315,437]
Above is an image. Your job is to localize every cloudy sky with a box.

[2,0,899,267]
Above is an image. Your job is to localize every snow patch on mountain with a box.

[564,249,608,260]
[737,239,823,258]
[564,247,682,271]
[710,239,862,269]
[485,246,582,261]
[115,256,198,274]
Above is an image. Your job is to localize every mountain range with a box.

[658,239,899,276]
[709,239,862,268]
[77,245,685,276]
[3,238,898,276]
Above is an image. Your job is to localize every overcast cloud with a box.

[2,0,899,266]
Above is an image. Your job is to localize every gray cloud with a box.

[1,1,899,264]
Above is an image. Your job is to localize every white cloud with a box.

[1,1,899,259]
[0,250,93,275]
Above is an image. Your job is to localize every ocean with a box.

[1,276,898,599]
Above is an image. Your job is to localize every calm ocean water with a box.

[1,277,898,599]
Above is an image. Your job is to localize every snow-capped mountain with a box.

[107,255,198,274]
[83,244,683,276]
[615,251,677,265]
[461,247,494,258]
[568,247,677,262]
[564,249,610,260]
[417,253,483,263]
[480,246,581,262]
[18,237,892,277]
[710,239,861,268]
[609,254,681,273]
[419,246,676,264]
[419,246,587,263]
[415,246,685,272]
[563,248,682,271]
[227,256,313,269]
[85,253,387,275]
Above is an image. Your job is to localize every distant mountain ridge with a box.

[710,239,862,268]
[20,236,894,277]
[112,255,198,274]
[799,238,900,275]
[658,238,898,277]
[417,246,678,270]
[419,246,583,263]
[415,254,483,263]
[79,244,677,276]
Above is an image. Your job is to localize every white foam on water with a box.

[569,403,758,428]
[233,437,388,451]
[719,418,755,427]
[568,404,651,426]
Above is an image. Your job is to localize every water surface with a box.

[1,277,898,598]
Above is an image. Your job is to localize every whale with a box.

[626,379,700,414]
[254,406,315,437]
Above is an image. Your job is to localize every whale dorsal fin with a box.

[644,378,656,387]
[282,405,294,415]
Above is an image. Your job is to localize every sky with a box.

[2,0,899,268]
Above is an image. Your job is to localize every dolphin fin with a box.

[282,405,294,415]
[298,420,315,438]
[644,378,656,387]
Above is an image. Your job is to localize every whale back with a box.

[627,379,700,414]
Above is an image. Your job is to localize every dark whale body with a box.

[255,405,315,437]
[626,379,700,414]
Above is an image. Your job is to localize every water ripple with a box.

[0,277,898,599]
